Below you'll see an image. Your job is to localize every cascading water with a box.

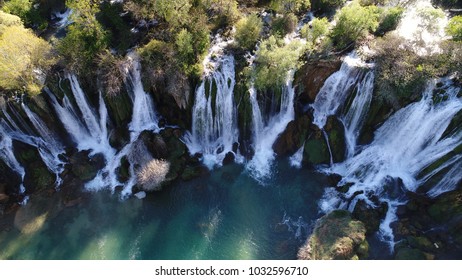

[246,71,296,182]
[320,78,462,249]
[0,125,26,194]
[312,52,373,129]
[289,144,304,169]
[1,99,65,187]
[342,71,375,158]
[85,53,160,197]
[184,55,239,169]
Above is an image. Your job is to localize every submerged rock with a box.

[298,210,368,260]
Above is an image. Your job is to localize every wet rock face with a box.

[298,210,369,260]
[273,114,311,157]
[69,150,105,182]
[294,59,342,105]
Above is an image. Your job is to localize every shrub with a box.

[330,1,379,50]
[311,0,345,14]
[446,16,462,41]
[375,6,404,36]
[137,159,170,191]
[201,0,240,27]
[301,17,329,43]
[97,51,126,97]
[235,13,263,50]
[271,13,298,37]
[253,35,305,89]
[270,0,311,14]
[1,0,47,30]
[0,24,56,95]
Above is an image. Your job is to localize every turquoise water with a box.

[0,161,329,260]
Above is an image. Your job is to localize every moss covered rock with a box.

[298,210,368,260]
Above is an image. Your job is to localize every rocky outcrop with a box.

[298,210,369,260]
[273,114,311,157]
[294,59,342,105]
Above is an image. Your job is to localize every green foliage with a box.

[1,0,47,30]
[446,16,462,41]
[201,0,240,27]
[417,6,445,34]
[155,0,192,28]
[97,50,126,97]
[253,35,305,89]
[98,1,133,52]
[0,23,56,95]
[301,17,329,44]
[376,6,404,36]
[0,10,22,29]
[330,1,379,49]
[123,0,157,20]
[176,28,195,69]
[270,0,311,14]
[58,0,109,71]
[271,13,297,37]
[311,0,345,14]
[235,13,262,50]
[373,34,461,104]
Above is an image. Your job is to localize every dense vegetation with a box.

[0,0,460,102]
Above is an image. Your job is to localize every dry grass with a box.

[137,159,170,191]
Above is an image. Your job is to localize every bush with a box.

[311,0,345,14]
[137,159,170,191]
[271,13,298,37]
[270,0,311,14]
[301,17,329,44]
[1,0,47,30]
[330,1,379,50]
[58,0,109,71]
[201,0,240,27]
[97,51,126,97]
[235,13,262,50]
[253,35,305,89]
[0,24,56,95]
[446,16,462,41]
[375,6,404,36]
[0,10,22,29]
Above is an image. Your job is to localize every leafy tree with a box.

[253,35,305,89]
[155,0,192,28]
[375,6,404,36]
[0,22,55,95]
[58,0,109,71]
[271,13,297,37]
[270,0,311,14]
[235,13,262,50]
[123,0,157,21]
[201,0,240,26]
[301,17,329,43]
[311,0,345,14]
[330,1,379,49]
[1,0,47,30]
[446,15,462,41]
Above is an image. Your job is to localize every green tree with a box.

[446,15,462,41]
[235,13,262,50]
[253,35,305,89]
[270,0,311,14]
[0,23,55,95]
[271,13,298,37]
[330,1,379,49]
[375,6,404,36]
[155,0,192,28]
[311,0,345,14]
[201,0,240,26]
[58,0,108,71]
[1,0,47,30]
[301,17,329,43]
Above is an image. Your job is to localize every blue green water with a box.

[0,161,328,260]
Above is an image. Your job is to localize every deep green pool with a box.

[0,161,330,260]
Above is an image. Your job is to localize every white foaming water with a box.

[52,9,72,29]
[321,79,462,250]
[289,144,304,169]
[0,125,26,192]
[184,55,239,169]
[312,52,373,129]
[48,76,114,159]
[1,101,65,187]
[246,72,296,183]
[85,54,160,197]
[395,0,449,55]
[342,71,375,158]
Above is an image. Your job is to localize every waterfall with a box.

[312,52,373,129]
[342,71,375,158]
[246,71,296,182]
[289,144,304,169]
[1,99,65,188]
[184,55,239,169]
[320,79,462,250]
[85,53,160,197]
[0,125,26,194]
